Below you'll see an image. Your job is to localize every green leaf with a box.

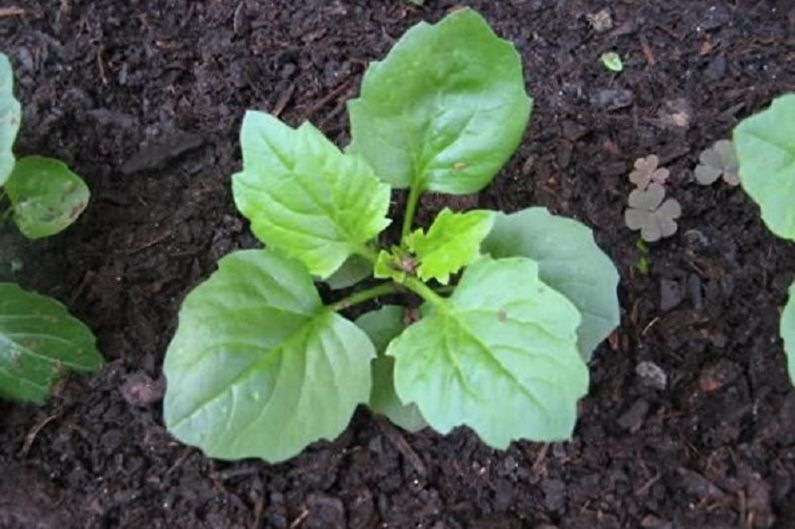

[599,51,623,72]
[356,305,426,432]
[4,156,90,239]
[0,52,20,186]
[0,283,102,404]
[387,257,588,448]
[347,8,532,195]
[163,249,375,462]
[232,111,392,278]
[733,94,795,241]
[324,254,373,290]
[782,282,795,385]
[406,208,494,284]
[483,208,620,360]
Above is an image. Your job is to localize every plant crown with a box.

[162,9,620,462]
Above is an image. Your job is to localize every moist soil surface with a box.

[1,1,794,528]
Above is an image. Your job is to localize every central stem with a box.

[401,184,422,241]
[330,282,400,311]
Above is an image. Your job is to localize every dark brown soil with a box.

[1,1,794,528]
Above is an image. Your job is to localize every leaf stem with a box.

[355,244,378,264]
[404,277,447,309]
[330,282,400,311]
[401,184,422,241]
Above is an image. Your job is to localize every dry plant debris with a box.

[625,182,682,242]
[629,154,669,190]
[694,139,739,186]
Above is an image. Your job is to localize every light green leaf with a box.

[232,111,392,278]
[347,8,532,195]
[356,305,426,432]
[782,282,795,385]
[483,208,620,360]
[4,156,90,240]
[0,52,20,186]
[406,208,494,284]
[733,94,795,241]
[599,51,623,72]
[0,283,102,404]
[324,254,373,290]
[387,257,588,448]
[163,249,375,462]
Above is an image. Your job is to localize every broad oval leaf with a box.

[232,111,391,278]
[406,208,494,284]
[483,208,620,360]
[733,94,795,241]
[0,283,102,404]
[347,8,532,195]
[0,52,20,186]
[387,257,588,448]
[356,305,426,432]
[782,282,795,385]
[4,156,90,239]
[163,249,375,462]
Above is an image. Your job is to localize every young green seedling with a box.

[733,93,795,384]
[0,52,103,404]
[163,9,620,462]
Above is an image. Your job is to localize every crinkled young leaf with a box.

[733,94,795,240]
[232,111,391,278]
[782,283,795,385]
[387,257,588,448]
[406,208,494,284]
[0,52,20,186]
[356,305,426,432]
[347,8,532,195]
[163,249,375,462]
[482,208,620,360]
[0,283,102,404]
[4,156,90,239]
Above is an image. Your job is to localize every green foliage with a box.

[733,94,795,240]
[783,284,794,385]
[0,283,102,404]
[0,53,20,187]
[163,8,620,462]
[599,51,623,72]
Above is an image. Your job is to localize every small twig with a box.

[639,33,656,67]
[300,79,353,119]
[19,413,59,457]
[272,82,296,118]
[166,447,193,475]
[0,7,25,17]
[288,508,309,529]
[375,418,427,477]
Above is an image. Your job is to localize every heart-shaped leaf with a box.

[0,283,102,404]
[733,94,795,240]
[347,8,532,195]
[782,283,795,385]
[406,208,494,284]
[387,257,587,448]
[629,154,669,190]
[163,249,375,462]
[625,183,681,242]
[482,207,620,360]
[695,139,739,186]
[356,305,426,432]
[232,111,391,278]
[0,52,20,187]
[4,156,90,239]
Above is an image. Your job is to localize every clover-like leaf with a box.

[782,283,794,385]
[0,52,20,187]
[163,249,375,462]
[4,156,90,239]
[356,305,426,432]
[733,94,795,240]
[347,8,532,195]
[482,207,620,360]
[695,139,739,186]
[0,283,103,404]
[387,257,588,448]
[232,111,391,278]
[405,208,494,284]
[629,154,669,190]
[625,182,681,242]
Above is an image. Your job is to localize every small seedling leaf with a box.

[629,154,669,190]
[600,51,623,72]
[782,283,795,385]
[625,183,681,242]
[482,207,620,360]
[163,249,375,462]
[0,283,102,404]
[348,8,532,195]
[387,257,587,447]
[0,52,20,186]
[4,156,90,239]
[733,94,795,240]
[232,111,391,278]
[695,139,739,186]
[405,208,494,284]
[356,305,426,432]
